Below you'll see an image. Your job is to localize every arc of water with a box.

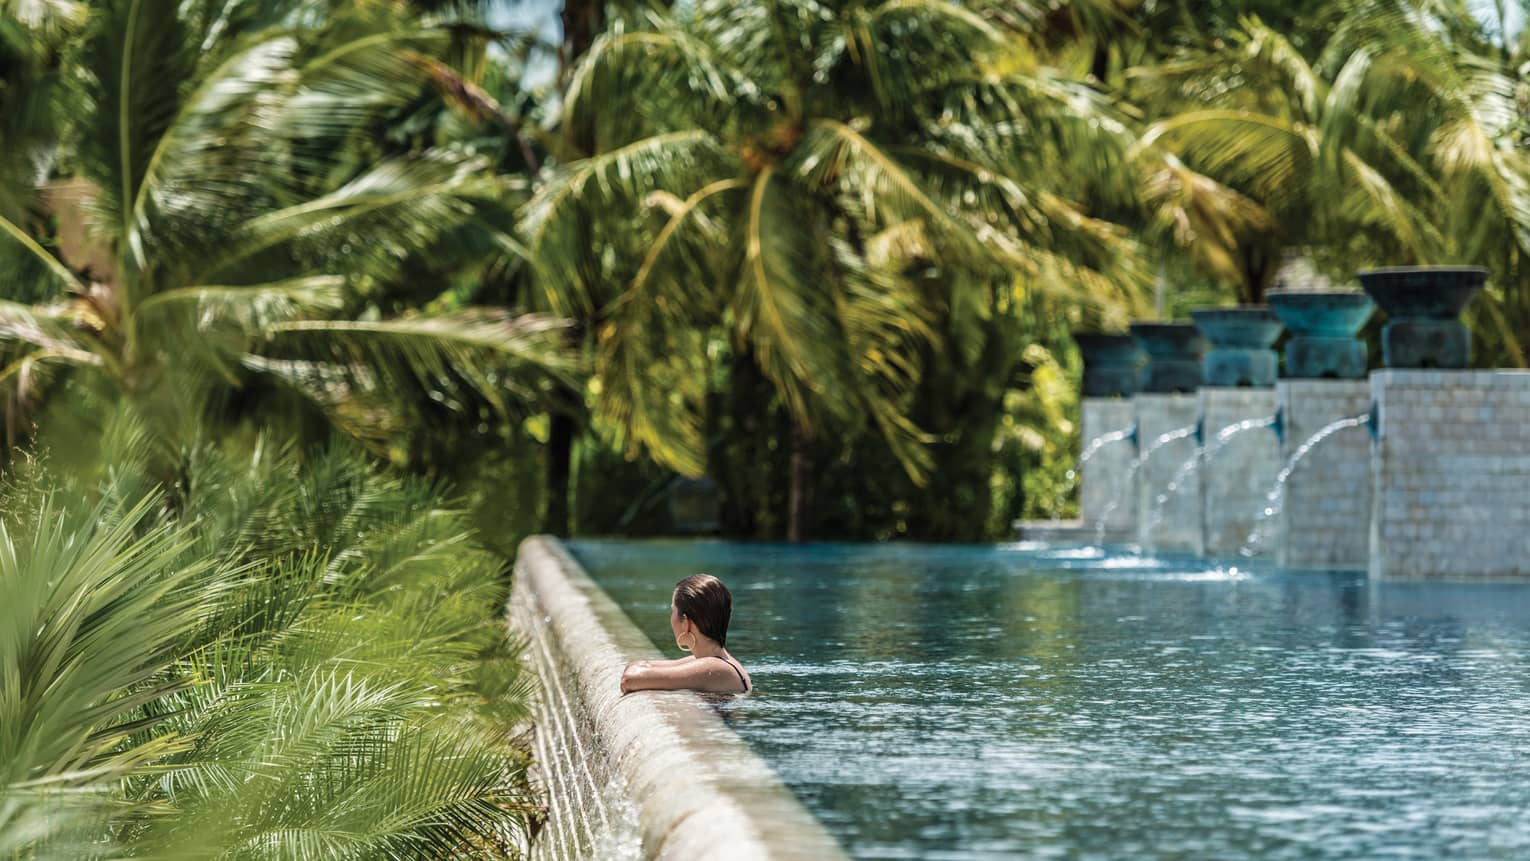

[1142,451,1202,540]
[1054,426,1136,518]
[1140,417,1277,538]
[1067,427,1136,483]
[1239,413,1371,557]
[1092,460,1143,544]
[1211,416,1277,449]
[1144,419,1272,532]
[1091,423,1197,544]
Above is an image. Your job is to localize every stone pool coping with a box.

[510,535,848,861]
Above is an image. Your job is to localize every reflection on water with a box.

[570,540,1530,860]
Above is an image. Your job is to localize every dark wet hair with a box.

[673,573,732,647]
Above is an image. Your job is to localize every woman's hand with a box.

[619,660,652,694]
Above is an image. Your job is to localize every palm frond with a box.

[126,35,299,267]
[262,309,575,422]
[275,28,452,168]
[796,119,987,261]
[851,0,1006,117]
[2,0,85,32]
[562,27,737,153]
[519,129,733,316]
[1139,156,1277,287]
[1315,44,1380,177]
[683,0,780,77]
[132,276,347,384]
[207,151,495,285]
[594,179,746,473]
[1139,110,1317,210]
[0,299,95,355]
[137,275,346,328]
[1235,15,1325,120]
[1338,147,1445,258]
[0,212,84,295]
[0,487,220,849]
[732,166,852,424]
[887,143,1146,303]
[0,429,538,857]
[73,0,195,261]
[925,67,1138,203]
[830,236,936,482]
[0,349,98,418]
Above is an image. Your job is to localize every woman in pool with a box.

[620,573,751,695]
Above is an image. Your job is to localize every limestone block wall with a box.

[1135,393,1202,554]
[1276,380,1372,570]
[1370,371,1530,579]
[1199,388,1280,558]
[1080,398,1136,534]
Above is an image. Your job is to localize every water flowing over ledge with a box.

[509,536,848,861]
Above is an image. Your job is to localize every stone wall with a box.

[1199,388,1281,557]
[1276,380,1372,569]
[1080,398,1137,538]
[1135,393,1202,554]
[1370,371,1530,579]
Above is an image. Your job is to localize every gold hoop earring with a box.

[677,632,695,652]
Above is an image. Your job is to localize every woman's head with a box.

[670,573,732,649]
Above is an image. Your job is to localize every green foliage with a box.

[1134,0,1530,329]
[694,276,1099,541]
[0,0,575,460]
[525,0,1151,492]
[15,0,1530,550]
[0,417,537,858]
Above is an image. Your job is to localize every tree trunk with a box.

[559,1,605,83]
[542,408,576,536]
[1241,240,1280,304]
[787,422,812,543]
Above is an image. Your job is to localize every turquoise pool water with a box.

[568,540,1530,860]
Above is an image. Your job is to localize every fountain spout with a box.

[1270,406,1285,445]
[1240,412,1373,557]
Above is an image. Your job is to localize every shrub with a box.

[0,422,539,858]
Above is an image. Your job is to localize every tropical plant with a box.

[523,0,1152,538]
[1,416,539,859]
[0,0,574,458]
[1131,0,1530,335]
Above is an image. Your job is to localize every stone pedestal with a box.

[1285,337,1367,379]
[1203,349,1277,387]
[1080,398,1136,537]
[1359,267,1484,371]
[1136,393,1202,554]
[1370,371,1530,579]
[1382,320,1470,369]
[1276,380,1372,569]
[1198,388,1280,558]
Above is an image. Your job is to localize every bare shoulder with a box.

[714,654,752,693]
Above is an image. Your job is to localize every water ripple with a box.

[573,540,1530,860]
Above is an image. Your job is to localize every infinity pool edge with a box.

[509,535,848,861]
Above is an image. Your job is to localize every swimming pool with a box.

[569,539,1530,859]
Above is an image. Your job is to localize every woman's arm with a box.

[620,658,738,694]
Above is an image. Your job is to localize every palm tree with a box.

[1131,0,1530,324]
[523,0,1149,540]
[0,0,573,456]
